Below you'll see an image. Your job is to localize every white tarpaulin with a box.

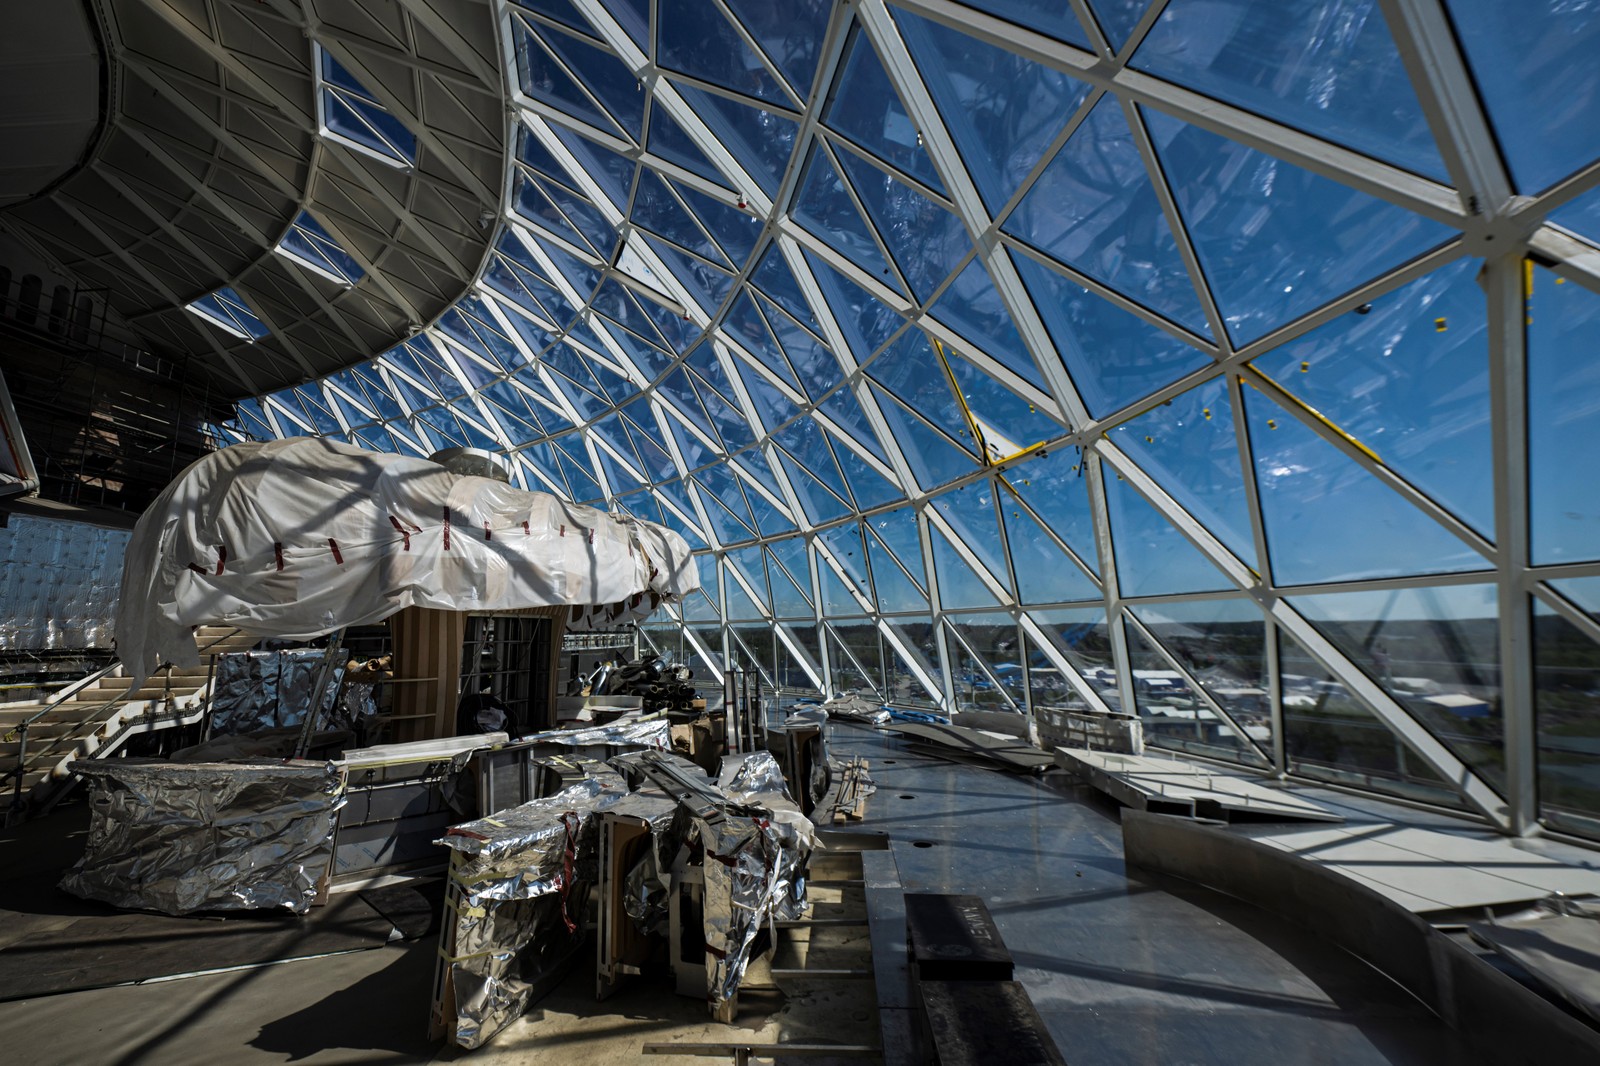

[117,437,697,685]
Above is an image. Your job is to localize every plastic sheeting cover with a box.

[60,759,345,915]
[117,437,698,685]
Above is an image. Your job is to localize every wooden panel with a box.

[389,607,467,743]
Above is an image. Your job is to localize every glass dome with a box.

[213,0,1600,838]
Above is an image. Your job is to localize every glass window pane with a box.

[1132,599,1271,756]
[1279,626,1464,808]
[1006,96,1209,334]
[1289,583,1504,790]
[1534,596,1600,837]
[1124,618,1263,765]
[1243,385,1488,584]
[1143,107,1454,346]
[946,613,1023,712]
[1133,0,1446,180]
[1529,266,1600,565]
[1443,0,1600,193]
[895,9,1090,212]
[1250,257,1493,538]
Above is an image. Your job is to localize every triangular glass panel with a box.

[1133,598,1272,754]
[775,448,853,524]
[1550,184,1600,248]
[896,8,1091,212]
[927,518,1001,609]
[724,561,767,620]
[837,147,968,302]
[803,248,902,362]
[871,384,980,491]
[1133,0,1444,180]
[516,123,577,188]
[1277,624,1461,807]
[1030,607,1118,701]
[768,536,814,607]
[631,171,728,267]
[1288,582,1504,790]
[675,181,763,267]
[864,517,929,613]
[724,293,805,394]
[824,28,945,194]
[1529,265,1600,565]
[1087,0,1153,53]
[935,2,1092,48]
[643,235,735,314]
[865,330,981,457]
[534,23,645,140]
[831,436,904,510]
[828,622,883,694]
[762,297,844,397]
[1103,461,1235,596]
[1243,383,1488,584]
[513,18,629,138]
[1000,486,1099,605]
[1123,619,1261,766]
[819,385,888,464]
[723,0,831,97]
[1437,0,1600,193]
[945,615,1023,712]
[929,259,1045,389]
[885,617,945,705]
[766,546,814,618]
[1252,257,1492,539]
[945,349,1064,460]
[733,358,800,434]
[792,146,900,289]
[672,83,799,197]
[731,625,779,682]
[929,483,1011,597]
[1006,97,1209,335]
[692,483,755,545]
[819,527,872,615]
[514,0,591,37]
[1109,376,1255,564]
[1142,107,1455,346]
[646,102,731,189]
[1550,576,1600,617]
[697,464,759,535]
[750,245,819,331]
[657,0,789,107]
[1014,253,1210,419]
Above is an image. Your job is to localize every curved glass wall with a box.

[213,0,1600,837]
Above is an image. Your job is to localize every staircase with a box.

[2,624,255,816]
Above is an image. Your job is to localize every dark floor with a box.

[828,725,1482,1066]
[0,727,1500,1064]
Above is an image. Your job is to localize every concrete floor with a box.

[0,725,1506,1065]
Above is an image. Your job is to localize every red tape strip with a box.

[389,515,411,550]
[215,545,227,575]
[443,507,451,551]
[328,538,343,565]
[483,522,491,542]
[186,562,207,576]
[274,542,284,571]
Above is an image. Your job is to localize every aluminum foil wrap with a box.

[608,790,681,938]
[522,716,671,751]
[435,775,629,1049]
[210,649,346,735]
[820,694,891,726]
[60,759,345,915]
[697,751,815,1006]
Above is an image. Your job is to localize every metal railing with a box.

[3,627,243,820]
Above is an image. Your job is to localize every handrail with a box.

[4,627,245,817]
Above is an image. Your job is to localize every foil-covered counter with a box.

[433,775,630,1049]
[432,749,816,1048]
[60,759,345,915]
